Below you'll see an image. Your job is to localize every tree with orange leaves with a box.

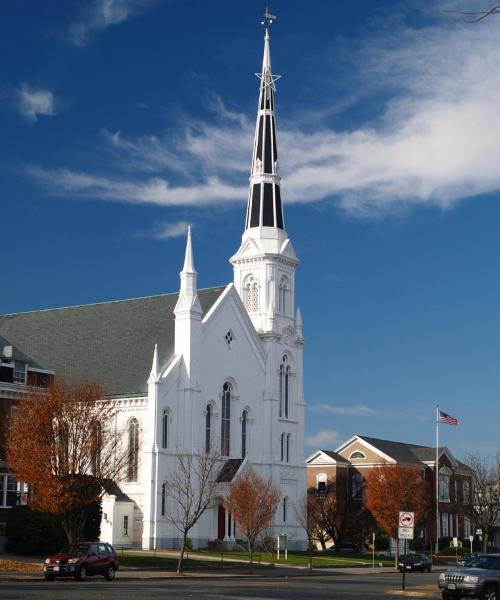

[7,381,126,542]
[224,467,280,563]
[364,463,432,559]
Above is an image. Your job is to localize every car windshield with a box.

[468,556,500,570]
[58,544,90,556]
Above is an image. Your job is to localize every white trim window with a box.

[316,472,327,494]
[463,480,470,505]
[0,475,18,508]
[439,467,451,502]
[127,418,139,482]
[464,515,471,538]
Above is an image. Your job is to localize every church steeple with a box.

[245,24,284,231]
[231,11,299,334]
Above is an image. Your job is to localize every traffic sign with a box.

[398,526,414,540]
[399,512,415,528]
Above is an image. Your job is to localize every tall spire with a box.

[179,226,198,297]
[245,16,284,231]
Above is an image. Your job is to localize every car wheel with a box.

[104,566,116,581]
[427,565,432,572]
[481,584,499,600]
[75,565,87,581]
[44,574,55,581]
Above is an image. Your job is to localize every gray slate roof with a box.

[0,287,226,396]
[216,459,244,482]
[359,436,471,471]
[321,450,349,463]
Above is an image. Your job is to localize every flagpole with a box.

[435,405,440,555]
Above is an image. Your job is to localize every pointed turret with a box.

[245,27,284,231]
[148,343,159,384]
[174,227,202,380]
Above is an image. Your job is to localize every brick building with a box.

[306,435,473,547]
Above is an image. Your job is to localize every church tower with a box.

[230,23,299,335]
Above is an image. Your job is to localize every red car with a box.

[44,541,119,581]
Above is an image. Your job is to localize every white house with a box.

[0,25,307,550]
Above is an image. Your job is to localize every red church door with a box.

[217,505,225,539]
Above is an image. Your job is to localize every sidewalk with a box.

[0,565,397,582]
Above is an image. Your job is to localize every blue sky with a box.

[1,0,499,458]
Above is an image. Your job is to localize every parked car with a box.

[44,541,119,581]
[438,553,500,599]
[398,553,432,572]
[457,553,482,567]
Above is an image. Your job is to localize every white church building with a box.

[0,26,307,550]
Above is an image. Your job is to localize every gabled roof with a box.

[0,287,225,397]
[216,458,244,482]
[335,435,467,469]
[305,449,349,465]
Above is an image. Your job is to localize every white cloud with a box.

[27,166,246,207]
[28,3,500,215]
[305,429,341,449]
[139,220,191,240]
[308,404,377,417]
[68,0,155,46]
[17,85,56,122]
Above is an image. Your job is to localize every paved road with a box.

[0,572,441,599]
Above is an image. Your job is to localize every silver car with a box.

[438,553,500,600]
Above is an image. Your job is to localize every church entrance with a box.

[217,505,225,540]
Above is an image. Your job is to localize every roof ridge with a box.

[0,285,227,318]
[360,435,431,450]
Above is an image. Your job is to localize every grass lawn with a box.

[119,550,394,570]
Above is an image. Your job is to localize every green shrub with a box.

[6,506,66,555]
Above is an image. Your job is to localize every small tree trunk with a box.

[248,538,253,565]
[177,531,188,574]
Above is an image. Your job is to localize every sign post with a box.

[399,512,415,591]
[469,535,474,553]
[372,532,375,569]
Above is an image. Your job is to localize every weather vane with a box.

[261,6,277,28]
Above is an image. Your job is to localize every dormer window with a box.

[13,362,26,384]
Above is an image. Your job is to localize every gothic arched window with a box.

[280,432,286,462]
[279,355,290,419]
[286,433,291,463]
[205,404,212,453]
[162,410,169,449]
[241,410,248,458]
[161,482,167,516]
[244,275,259,313]
[91,421,101,476]
[221,382,231,457]
[283,497,288,522]
[278,275,289,315]
[127,418,139,482]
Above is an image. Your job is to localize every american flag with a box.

[439,410,459,426]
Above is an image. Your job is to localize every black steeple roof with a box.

[245,28,284,231]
